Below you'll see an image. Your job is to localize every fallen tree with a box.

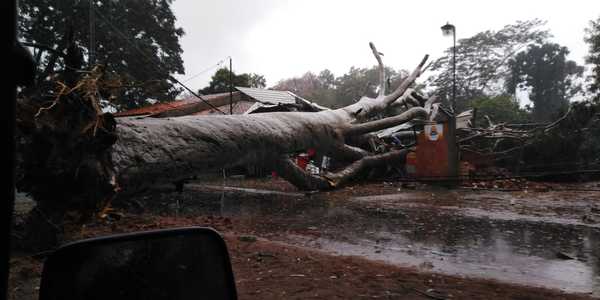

[456,101,600,179]
[16,43,436,248]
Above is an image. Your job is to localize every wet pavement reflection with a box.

[146,186,600,296]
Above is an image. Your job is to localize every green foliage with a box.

[585,16,600,100]
[427,19,550,111]
[335,66,405,105]
[200,68,266,94]
[470,95,529,125]
[19,0,185,110]
[318,69,335,89]
[271,71,335,107]
[248,73,267,90]
[506,43,584,122]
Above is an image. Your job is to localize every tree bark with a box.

[113,111,348,193]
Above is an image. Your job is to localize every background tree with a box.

[272,71,335,105]
[334,66,396,106]
[578,17,600,168]
[200,68,266,94]
[18,0,185,110]
[273,66,408,109]
[470,95,529,125]
[585,16,600,101]
[506,43,584,121]
[318,69,336,89]
[427,19,550,111]
[248,73,267,89]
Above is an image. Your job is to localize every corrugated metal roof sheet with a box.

[235,87,297,105]
[114,88,329,117]
[193,100,256,115]
[113,92,233,117]
[113,99,195,117]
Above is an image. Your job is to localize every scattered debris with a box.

[412,287,448,300]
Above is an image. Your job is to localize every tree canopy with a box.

[506,43,583,121]
[200,68,266,94]
[427,19,550,111]
[18,0,185,110]
[272,71,336,107]
[272,66,409,108]
[585,16,600,101]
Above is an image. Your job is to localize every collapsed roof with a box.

[114,87,328,118]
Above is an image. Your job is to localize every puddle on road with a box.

[146,186,600,296]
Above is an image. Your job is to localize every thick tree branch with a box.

[344,107,428,137]
[324,148,411,187]
[341,55,430,120]
[329,143,369,161]
[273,158,332,190]
[369,42,385,97]
[383,55,430,105]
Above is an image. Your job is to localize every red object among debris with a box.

[294,148,316,170]
[296,154,309,170]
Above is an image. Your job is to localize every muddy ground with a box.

[9,178,600,299]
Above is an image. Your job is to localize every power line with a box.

[92,7,226,114]
[181,58,227,83]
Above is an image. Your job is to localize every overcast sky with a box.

[171,0,600,91]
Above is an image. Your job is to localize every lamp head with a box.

[441,23,455,37]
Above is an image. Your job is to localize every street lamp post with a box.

[441,22,456,113]
[441,22,459,184]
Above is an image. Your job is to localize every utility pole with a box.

[89,0,95,66]
[229,57,233,115]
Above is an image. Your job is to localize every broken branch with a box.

[383,55,430,106]
[344,107,428,137]
[369,42,385,97]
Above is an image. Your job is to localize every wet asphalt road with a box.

[127,183,600,296]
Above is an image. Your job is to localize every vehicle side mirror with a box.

[39,227,237,300]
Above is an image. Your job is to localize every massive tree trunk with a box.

[113,103,428,192]
[16,43,434,248]
[112,50,431,192]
